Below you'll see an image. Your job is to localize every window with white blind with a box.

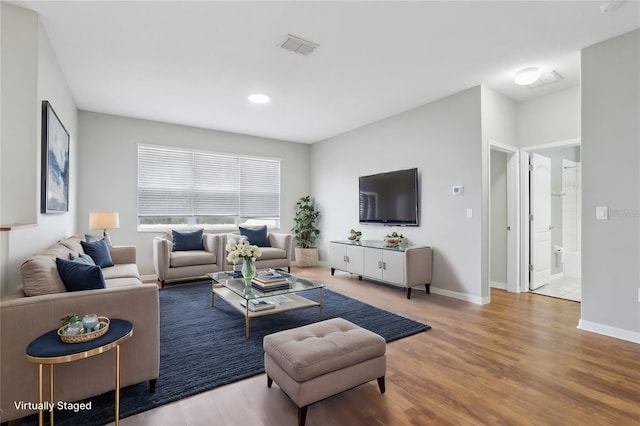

[137,144,280,228]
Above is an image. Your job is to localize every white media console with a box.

[329,240,433,299]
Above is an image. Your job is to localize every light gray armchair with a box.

[225,232,293,272]
[153,232,225,286]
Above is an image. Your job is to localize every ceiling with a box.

[12,1,640,143]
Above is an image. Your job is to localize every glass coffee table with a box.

[207,271,324,339]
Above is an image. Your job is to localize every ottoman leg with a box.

[267,375,273,388]
[298,406,308,426]
[377,376,386,394]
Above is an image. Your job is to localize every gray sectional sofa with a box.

[0,236,160,423]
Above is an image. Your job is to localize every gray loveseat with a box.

[0,236,159,423]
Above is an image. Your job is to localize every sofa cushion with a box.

[21,255,67,296]
[58,236,85,253]
[81,239,114,268]
[172,229,204,251]
[170,250,216,268]
[69,252,96,266]
[56,258,106,292]
[101,264,142,281]
[257,247,286,261]
[239,225,271,247]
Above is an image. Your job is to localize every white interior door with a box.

[530,153,551,290]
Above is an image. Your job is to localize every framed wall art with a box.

[41,100,70,213]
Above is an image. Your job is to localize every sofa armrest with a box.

[203,233,224,265]
[109,245,137,265]
[268,233,293,261]
[153,237,170,281]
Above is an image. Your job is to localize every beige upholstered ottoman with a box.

[263,317,386,426]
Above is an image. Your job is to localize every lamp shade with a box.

[89,212,120,230]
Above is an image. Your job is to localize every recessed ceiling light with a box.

[514,67,541,86]
[248,94,270,104]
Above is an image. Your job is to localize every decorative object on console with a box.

[348,229,362,241]
[41,100,70,214]
[384,232,404,246]
[226,238,261,297]
[292,195,320,267]
[58,316,110,343]
[89,211,120,247]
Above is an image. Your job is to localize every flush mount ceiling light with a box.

[248,94,270,104]
[514,67,541,86]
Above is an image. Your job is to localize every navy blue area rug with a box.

[23,282,429,425]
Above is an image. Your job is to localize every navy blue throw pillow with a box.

[56,258,106,292]
[172,229,204,251]
[80,239,114,268]
[239,225,271,247]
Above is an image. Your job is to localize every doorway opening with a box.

[524,142,581,302]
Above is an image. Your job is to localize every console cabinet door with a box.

[345,245,364,275]
[329,243,347,271]
[363,247,383,280]
[381,250,404,285]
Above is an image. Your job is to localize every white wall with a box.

[0,4,78,296]
[311,87,485,301]
[77,111,311,276]
[518,86,580,147]
[580,29,640,342]
[480,86,518,299]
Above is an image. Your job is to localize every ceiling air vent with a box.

[278,34,319,56]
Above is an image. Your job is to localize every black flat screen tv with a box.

[359,168,419,226]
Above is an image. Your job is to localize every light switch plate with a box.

[596,206,608,220]
[452,185,464,196]
[466,208,473,219]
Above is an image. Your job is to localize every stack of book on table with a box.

[251,271,290,292]
[241,299,276,311]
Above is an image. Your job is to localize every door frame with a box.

[489,140,520,293]
[519,138,581,292]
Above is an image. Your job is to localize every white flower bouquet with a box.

[225,238,262,265]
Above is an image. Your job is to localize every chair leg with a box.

[288,266,291,273]
[406,287,412,299]
[425,283,430,294]
[149,379,157,393]
[377,376,386,394]
[267,375,273,388]
[298,406,308,426]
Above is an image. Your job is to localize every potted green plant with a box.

[291,195,320,267]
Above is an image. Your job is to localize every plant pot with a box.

[295,247,319,267]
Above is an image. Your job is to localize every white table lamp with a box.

[89,212,120,246]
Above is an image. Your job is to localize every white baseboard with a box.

[550,272,564,281]
[577,319,640,344]
[430,286,490,305]
[490,280,507,290]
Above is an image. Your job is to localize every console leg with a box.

[267,375,273,388]
[406,288,412,299]
[377,376,386,394]
[298,406,308,426]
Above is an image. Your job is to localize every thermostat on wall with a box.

[452,185,464,195]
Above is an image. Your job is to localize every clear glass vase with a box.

[241,257,256,297]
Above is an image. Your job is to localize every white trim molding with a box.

[490,281,507,290]
[577,319,640,344]
[431,286,491,305]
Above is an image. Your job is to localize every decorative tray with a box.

[58,316,110,343]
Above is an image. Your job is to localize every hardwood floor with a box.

[113,267,640,426]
